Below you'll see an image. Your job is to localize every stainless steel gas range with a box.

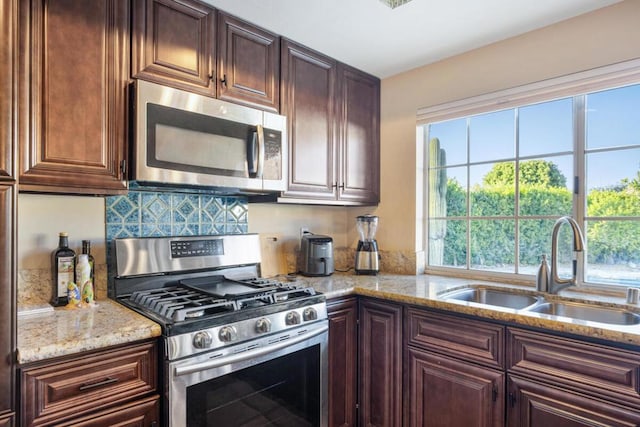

[110,234,328,427]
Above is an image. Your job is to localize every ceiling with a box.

[203,0,621,78]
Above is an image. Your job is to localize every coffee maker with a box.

[355,215,380,275]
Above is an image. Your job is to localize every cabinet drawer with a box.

[57,395,159,427]
[406,308,505,369]
[21,341,157,426]
[508,328,640,408]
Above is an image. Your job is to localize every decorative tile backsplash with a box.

[105,191,248,240]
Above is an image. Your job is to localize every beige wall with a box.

[377,0,640,268]
[17,1,640,275]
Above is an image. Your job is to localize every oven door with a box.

[168,321,328,427]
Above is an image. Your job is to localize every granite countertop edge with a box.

[17,273,640,364]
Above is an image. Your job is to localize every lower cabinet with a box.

[327,297,358,427]
[19,340,159,427]
[406,308,505,427]
[359,298,403,427]
[407,348,504,427]
[326,296,640,427]
[507,375,640,426]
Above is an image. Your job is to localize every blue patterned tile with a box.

[225,223,248,234]
[227,198,248,223]
[142,193,171,224]
[172,223,200,236]
[142,223,172,237]
[201,196,226,223]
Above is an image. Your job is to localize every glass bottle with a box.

[51,232,75,307]
[81,240,95,300]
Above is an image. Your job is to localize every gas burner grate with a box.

[129,287,237,322]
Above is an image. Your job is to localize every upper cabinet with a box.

[132,0,216,96]
[0,0,16,181]
[18,0,129,194]
[279,40,380,205]
[280,39,338,201]
[336,64,380,204]
[132,2,280,111]
[216,12,280,112]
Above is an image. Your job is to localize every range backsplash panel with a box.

[105,191,248,240]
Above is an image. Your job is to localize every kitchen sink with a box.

[440,287,540,310]
[527,301,640,326]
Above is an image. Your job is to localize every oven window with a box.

[187,345,320,426]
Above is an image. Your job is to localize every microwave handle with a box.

[256,124,265,178]
[247,125,265,178]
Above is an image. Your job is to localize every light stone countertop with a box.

[17,299,161,364]
[17,273,640,364]
[292,273,640,347]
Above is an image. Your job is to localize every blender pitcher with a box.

[355,215,380,275]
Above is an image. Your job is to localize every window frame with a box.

[418,59,640,289]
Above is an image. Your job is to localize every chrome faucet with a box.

[541,216,585,294]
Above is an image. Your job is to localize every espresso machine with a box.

[355,215,380,275]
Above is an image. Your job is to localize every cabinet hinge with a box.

[508,391,516,408]
[120,159,127,177]
[492,386,498,402]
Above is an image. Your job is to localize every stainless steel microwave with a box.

[131,80,287,193]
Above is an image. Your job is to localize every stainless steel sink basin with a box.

[440,287,539,310]
[527,301,640,325]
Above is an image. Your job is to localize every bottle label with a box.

[57,256,74,297]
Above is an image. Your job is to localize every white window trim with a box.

[417,58,640,125]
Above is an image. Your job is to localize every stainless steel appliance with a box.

[110,234,328,426]
[300,234,334,277]
[131,80,287,193]
[355,215,380,275]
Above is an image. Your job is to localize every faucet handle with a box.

[536,254,550,292]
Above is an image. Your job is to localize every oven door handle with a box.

[174,324,328,377]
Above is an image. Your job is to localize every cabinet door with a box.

[0,0,16,181]
[217,12,279,112]
[327,298,358,427]
[21,341,157,426]
[407,348,504,427]
[280,39,338,201]
[18,0,128,194]
[507,375,640,427]
[56,395,159,427]
[0,185,15,421]
[132,0,215,96]
[336,64,380,204]
[359,298,402,427]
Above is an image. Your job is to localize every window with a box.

[420,62,640,288]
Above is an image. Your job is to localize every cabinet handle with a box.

[78,376,119,391]
[220,74,227,87]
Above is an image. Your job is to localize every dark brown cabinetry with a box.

[327,297,358,427]
[280,40,380,205]
[0,0,16,181]
[132,0,216,96]
[335,64,380,204]
[0,185,15,426]
[18,0,129,194]
[406,308,505,427]
[217,12,280,112]
[20,340,159,426]
[132,2,280,111]
[359,298,402,427]
[0,0,16,423]
[280,39,338,201]
[506,327,640,426]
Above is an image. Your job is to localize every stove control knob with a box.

[255,318,271,334]
[303,307,318,322]
[218,326,237,343]
[193,331,213,349]
[285,311,301,325]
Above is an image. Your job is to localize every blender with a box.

[355,215,380,275]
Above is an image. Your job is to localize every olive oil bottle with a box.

[51,232,75,307]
